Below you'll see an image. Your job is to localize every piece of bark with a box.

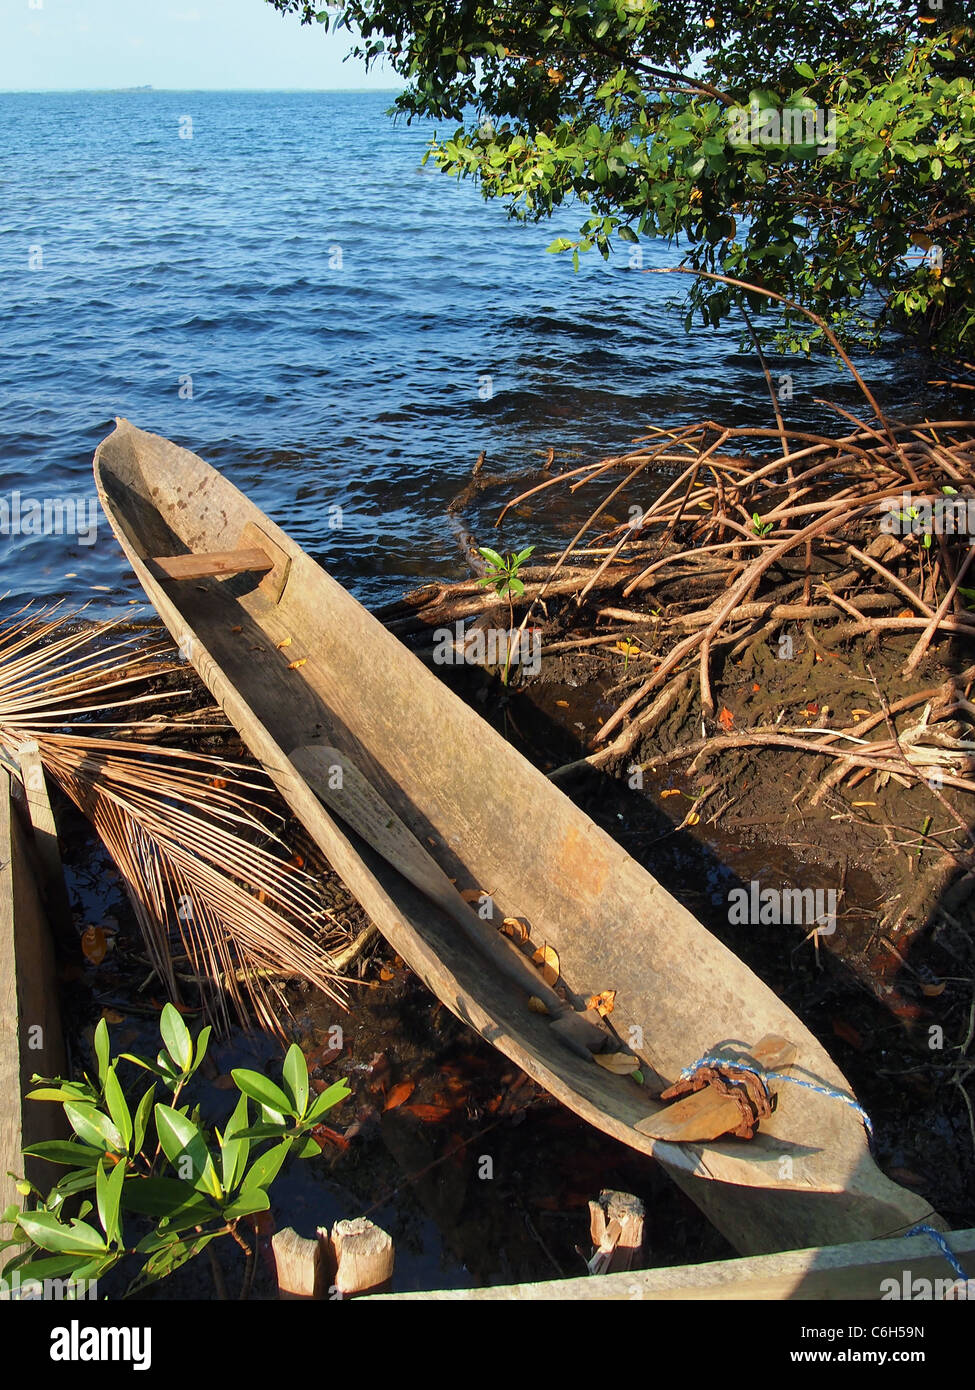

[635,1034,797,1142]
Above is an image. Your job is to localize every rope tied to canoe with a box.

[904,1225,972,1286]
[675,1052,875,1143]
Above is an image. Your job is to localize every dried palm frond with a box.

[0,604,350,1034]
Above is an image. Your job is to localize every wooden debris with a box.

[636,1034,797,1142]
[588,1190,645,1274]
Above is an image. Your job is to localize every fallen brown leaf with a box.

[81,926,108,965]
[531,942,560,986]
[385,1081,415,1110]
[310,1124,350,1153]
[502,916,530,944]
[586,990,617,1017]
[593,1052,640,1075]
[401,1104,451,1123]
[831,1018,864,1050]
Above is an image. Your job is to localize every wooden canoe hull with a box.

[93,419,942,1256]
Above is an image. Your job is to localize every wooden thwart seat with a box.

[153,547,273,582]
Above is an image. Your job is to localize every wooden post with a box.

[0,768,67,1214]
[271,1226,323,1299]
[16,742,73,937]
[323,1218,395,1297]
[588,1190,645,1274]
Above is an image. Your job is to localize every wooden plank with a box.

[16,742,73,936]
[0,769,67,1216]
[153,546,273,582]
[291,743,613,1060]
[366,1227,975,1301]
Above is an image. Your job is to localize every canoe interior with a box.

[93,420,941,1255]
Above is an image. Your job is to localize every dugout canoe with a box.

[94,419,944,1257]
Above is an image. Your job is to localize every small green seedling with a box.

[477,545,535,685]
[894,505,933,549]
[751,512,773,538]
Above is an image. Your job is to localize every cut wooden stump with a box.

[326,1217,395,1297]
[272,1218,395,1299]
[588,1190,645,1274]
[271,1226,324,1300]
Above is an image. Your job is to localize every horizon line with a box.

[0,86,406,95]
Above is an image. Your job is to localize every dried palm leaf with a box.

[0,604,350,1034]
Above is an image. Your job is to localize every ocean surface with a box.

[0,89,952,612]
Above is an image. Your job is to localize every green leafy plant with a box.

[477,545,535,685]
[0,1006,349,1298]
[751,511,774,537]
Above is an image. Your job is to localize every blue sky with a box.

[0,0,396,90]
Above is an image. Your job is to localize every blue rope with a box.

[905,1225,971,1285]
[676,1051,874,1142]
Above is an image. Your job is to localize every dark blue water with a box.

[0,90,945,610]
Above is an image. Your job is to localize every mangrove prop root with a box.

[383,408,975,800]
